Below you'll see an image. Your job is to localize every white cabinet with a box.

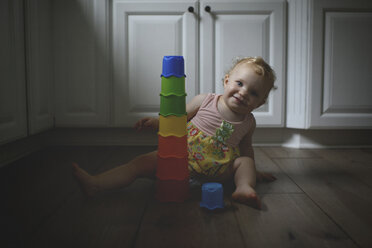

[112,0,198,126]
[0,0,54,144]
[25,0,54,134]
[287,0,372,129]
[53,0,110,127]
[113,0,286,127]
[200,0,286,127]
[0,0,27,145]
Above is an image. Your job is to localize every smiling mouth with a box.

[233,96,247,106]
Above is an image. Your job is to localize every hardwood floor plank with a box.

[274,158,372,248]
[233,194,357,248]
[361,148,372,154]
[95,146,157,174]
[30,146,156,248]
[315,149,372,167]
[31,178,154,248]
[261,147,319,159]
[135,196,245,248]
[133,147,302,248]
[3,146,372,248]
[254,148,303,194]
[1,146,115,247]
[313,149,372,188]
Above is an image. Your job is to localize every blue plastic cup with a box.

[161,56,186,78]
[200,182,224,210]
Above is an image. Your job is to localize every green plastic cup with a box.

[160,94,187,116]
[161,76,185,96]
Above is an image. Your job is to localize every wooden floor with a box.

[1,146,372,248]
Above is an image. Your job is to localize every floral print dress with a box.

[187,120,240,177]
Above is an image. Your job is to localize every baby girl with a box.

[73,57,277,209]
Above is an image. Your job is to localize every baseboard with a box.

[44,128,158,146]
[45,128,372,148]
[283,129,372,148]
[0,132,48,168]
[254,128,372,148]
[2,127,372,167]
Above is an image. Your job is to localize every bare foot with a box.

[232,185,261,209]
[72,162,99,196]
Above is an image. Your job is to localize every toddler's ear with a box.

[224,74,229,86]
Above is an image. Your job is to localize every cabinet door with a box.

[113,1,198,126]
[54,0,109,127]
[310,0,372,128]
[0,0,27,145]
[25,0,54,134]
[200,0,286,127]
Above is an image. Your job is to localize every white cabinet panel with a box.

[323,12,372,114]
[287,0,372,128]
[313,4,372,128]
[214,14,270,94]
[200,0,286,127]
[128,15,183,113]
[25,0,54,134]
[0,0,27,144]
[113,1,198,126]
[53,0,109,127]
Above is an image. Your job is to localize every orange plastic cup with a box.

[155,177,190,202]
[158,134,188,158]
[156,155,189,180]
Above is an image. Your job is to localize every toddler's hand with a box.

[134,117,159,131]
[257,171,277,182]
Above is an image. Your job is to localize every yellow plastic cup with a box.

[158,115,187,137]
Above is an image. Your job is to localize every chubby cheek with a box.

[226,85,238,96]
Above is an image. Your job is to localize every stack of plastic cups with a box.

[156,56,189,202]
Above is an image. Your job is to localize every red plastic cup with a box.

[155,177,189,202]
[156,155,189,180]
[158,134,188,158]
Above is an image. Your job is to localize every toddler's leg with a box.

[231,156,261,209]
[73,151,157,196]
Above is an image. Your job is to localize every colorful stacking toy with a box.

[156,56,189,202]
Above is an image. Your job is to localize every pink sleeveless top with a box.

[190,93,254,147]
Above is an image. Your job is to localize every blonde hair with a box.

[225,56,277,89]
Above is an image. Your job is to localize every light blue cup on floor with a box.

[200,182,224,210]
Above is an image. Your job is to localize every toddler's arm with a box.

[239,117,256,159]
[186,94,207,121]
[239,118,276,182]
[239,138,276,182]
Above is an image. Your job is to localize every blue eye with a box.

[237,81,243,86]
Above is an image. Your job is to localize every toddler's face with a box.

[222,63,272,115]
